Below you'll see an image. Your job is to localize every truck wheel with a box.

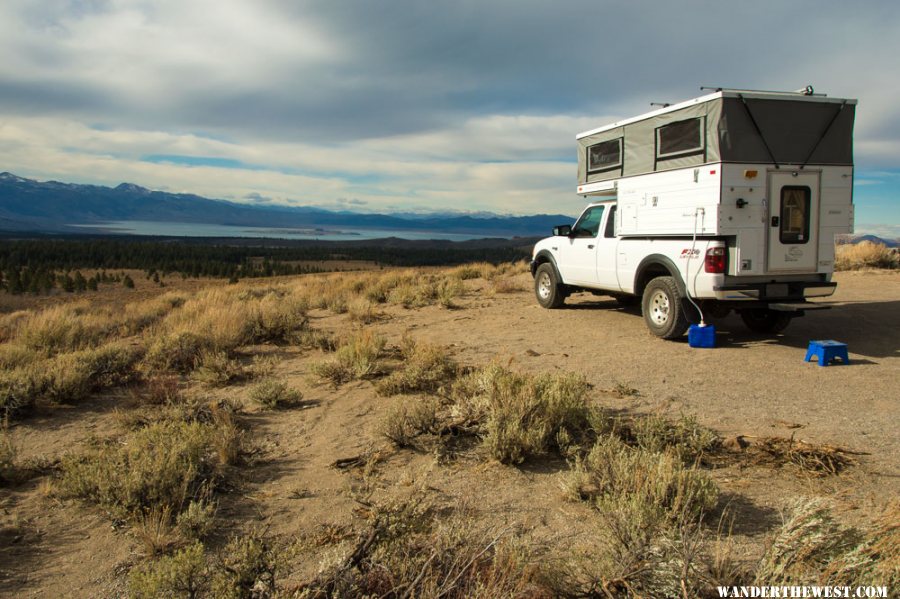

[739,309,792,334]
[642,276,689,339]
[534,263,565,309]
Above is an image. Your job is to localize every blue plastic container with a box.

[688,324,716,348]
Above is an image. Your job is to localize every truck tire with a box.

[642,276,690,339]
[739,309,792,334]
[534,263,565,309]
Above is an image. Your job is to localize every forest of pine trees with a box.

[0,238,529,295]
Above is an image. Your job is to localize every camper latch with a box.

[735,198,748,209]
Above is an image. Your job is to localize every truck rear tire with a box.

[642,276,690,339]
[534,263,565,309]
[740,309,792,334]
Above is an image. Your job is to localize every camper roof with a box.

[577,90,858,140]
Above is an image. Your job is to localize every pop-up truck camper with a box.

[531,87,856,339]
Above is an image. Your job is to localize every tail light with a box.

[704,247,726,273]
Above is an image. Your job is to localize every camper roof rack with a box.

[700,85,826,97]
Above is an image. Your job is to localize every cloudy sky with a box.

[0,0,898,233]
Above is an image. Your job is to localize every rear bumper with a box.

[712,281,836,301]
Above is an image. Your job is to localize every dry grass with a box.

[835,241,899,270]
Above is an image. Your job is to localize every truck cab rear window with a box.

[780,186,811,244]
[656,117,704,159]
[587,138,622,173]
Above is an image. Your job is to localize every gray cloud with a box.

[0,0,897,217]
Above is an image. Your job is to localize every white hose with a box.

[684,208,707,327]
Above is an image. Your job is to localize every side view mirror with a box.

[552,224,572,237]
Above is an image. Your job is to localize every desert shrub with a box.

[490,277,525,294]
[0,366,40,419]
[249,379,303,409]
[555,437,719,598]
[253,293,309,343]
[376,339,458,396]
[122,292,188,334]
[451,365,592,463]
[41,343,143,404]
[14,302,113,355]
[0,343,39,370]
[302,494,544,598]
[564,436,718,526]
[347,298,381,324]
[145,331,213,373]
[545,514,710,599]
[192,350,245,387]
[296,328,338,352]
[630,413,720,463]
[210,531,278,599]
[313,331,385,385]
[157,289,256,352]
[437,277,464,308]
[128,541,209,599]
[835,241,899,270]
[0,426,16,484]
[448,263,489,280]
[136,375,182,406]
[57,419,229,519]
[176,499,217,541]
[752,497,900,586]
[379,398,439,447]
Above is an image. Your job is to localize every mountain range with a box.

[0,172,569,238]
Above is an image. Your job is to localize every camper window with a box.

[587,138,622,173]
[656,117,704,160]
[780,186,811,244]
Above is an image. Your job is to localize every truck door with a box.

[595,204,621,291]
[557,204,605,285]
[767,170,820,272]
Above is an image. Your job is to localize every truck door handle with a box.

[587,244,595,249]
[771,216,780,227]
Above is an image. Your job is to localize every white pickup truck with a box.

[529,197,839,338]
[530,89,854,339]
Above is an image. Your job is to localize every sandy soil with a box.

[1,269,897,597]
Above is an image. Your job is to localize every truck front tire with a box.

[642,276,690,339]
[534,263,565,309]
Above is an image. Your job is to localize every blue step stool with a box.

[804,340,849,366]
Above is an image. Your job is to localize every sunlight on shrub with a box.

[835,241,899,270]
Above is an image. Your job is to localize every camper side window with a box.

[656,118,704,159]
[587,138,622,173]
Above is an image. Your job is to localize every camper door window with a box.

[656,117,704,160]
[780,186,811,244]
[587,138,623,174]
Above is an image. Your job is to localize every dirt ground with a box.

[1,268,897,597]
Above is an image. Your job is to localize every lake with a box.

[70,220,487,241]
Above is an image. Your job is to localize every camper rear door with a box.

[766,170,820,272]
